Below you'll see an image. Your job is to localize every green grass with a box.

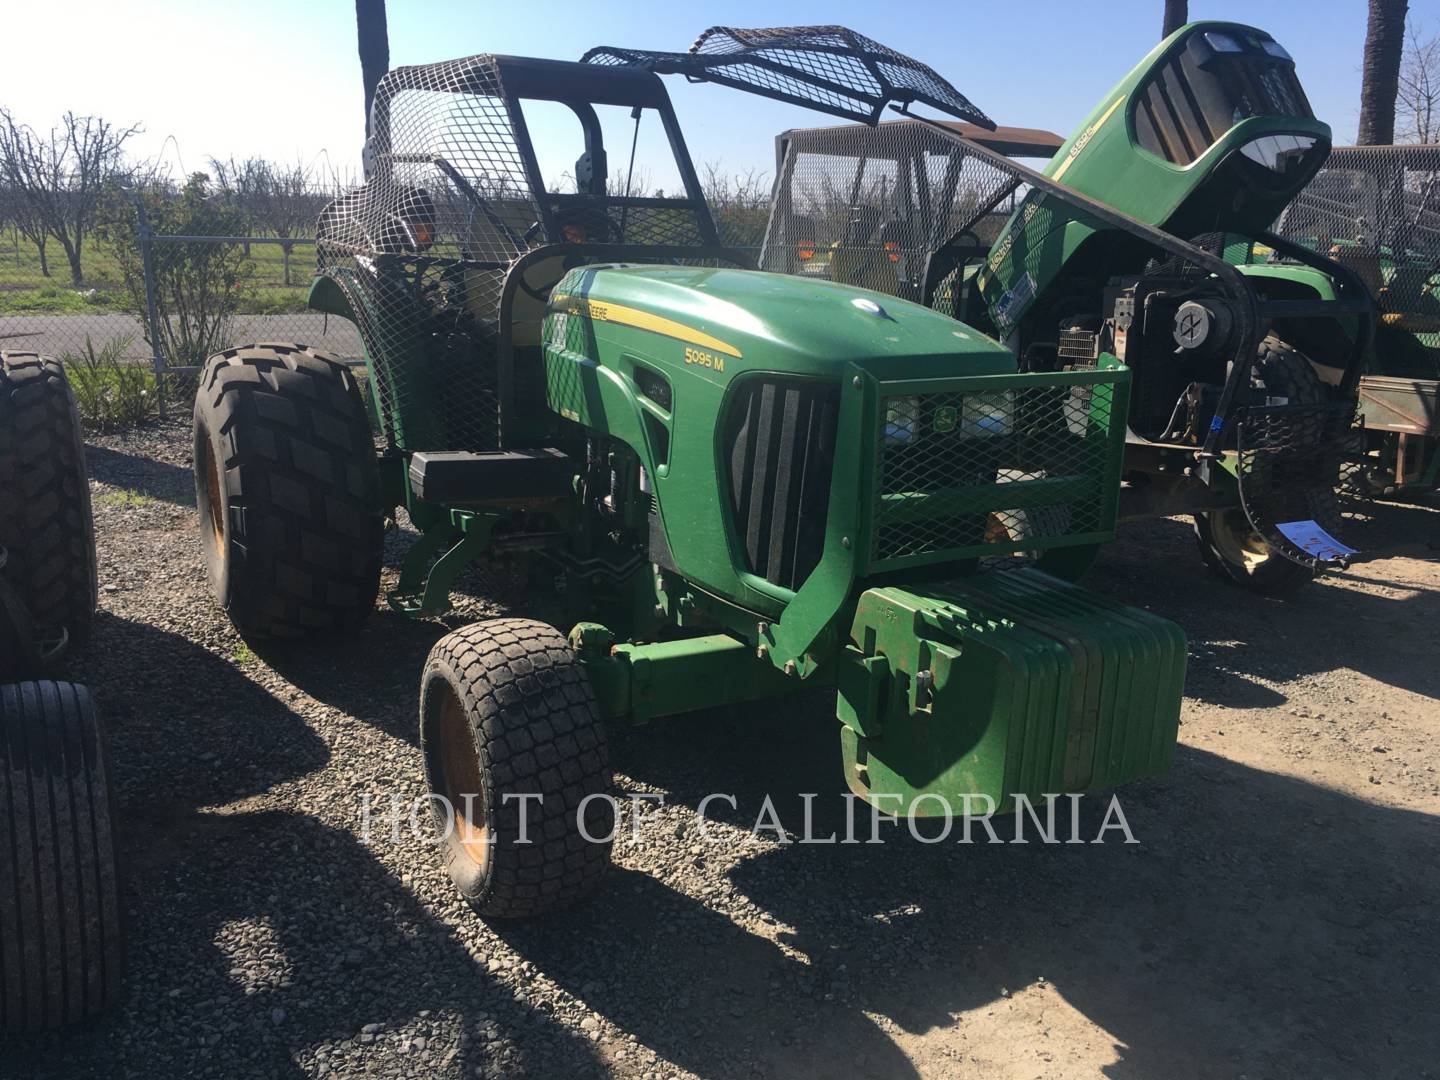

[0,230,319,315]
[0,284,126,314]
[94,487,159,509]
[232,643,257,667]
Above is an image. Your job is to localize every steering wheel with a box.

[514,209,620,303]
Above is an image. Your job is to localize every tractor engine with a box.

[1091,275,1241,442]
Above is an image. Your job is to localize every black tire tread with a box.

[0,681,122,1032]
[194,342,382,639]
[1193,334,1328,595]
[421,619,612,919]
[0,352,97,668]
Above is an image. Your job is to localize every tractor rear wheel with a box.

[0,681,123,1032]
[193,343,383,639]
[0,353,97,676]
[1193,334,1331,596]
[419,619,613,919]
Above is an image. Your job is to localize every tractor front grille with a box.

[724,378,840,591]
[871,373,1126,566]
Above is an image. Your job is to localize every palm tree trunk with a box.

[1162,0,1188,39]
[355,0,389,140]
[1358,0,1410,144]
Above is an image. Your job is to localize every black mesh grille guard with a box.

[582,25,994,129]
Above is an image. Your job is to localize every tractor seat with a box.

[1328,249,1386,298]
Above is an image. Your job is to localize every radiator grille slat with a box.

[725,379,839,590]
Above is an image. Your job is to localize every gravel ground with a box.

[3,419,1438,1080]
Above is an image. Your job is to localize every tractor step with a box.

[408,448,573,505]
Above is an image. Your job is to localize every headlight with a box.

[885,396,920,445]
[959,391,1013,438]
[1203,31,1245,53]
[884,392,1013,446]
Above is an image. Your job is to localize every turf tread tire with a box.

[193,343,382,639]
[0,353,97,670]
[420,619,613,919]
[0,681,122,1032]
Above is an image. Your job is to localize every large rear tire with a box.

[0,353,97,675]
[193,343,383,640]
[0,681,123,1032]
[419,619,613,919]
[1194,334,1331,595]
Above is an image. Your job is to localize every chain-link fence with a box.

[0,199,766,427]
[0,202,364,419]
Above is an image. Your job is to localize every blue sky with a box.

[4,0,1438,187]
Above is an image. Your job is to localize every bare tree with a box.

[0,181,52,277]
[1398,21,1440,143]
[1359,0,1411,145]
[210,156,269,256]
[355,0,389,139]
[701,162,772,249]
[257,160,320,285]
[0,109,139,285]
[1162,0,1188,39]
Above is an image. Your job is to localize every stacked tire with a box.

[0,682,123,1031]
[0,352,122,1032]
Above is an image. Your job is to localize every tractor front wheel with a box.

[193,343,383,640]
[1193,334,1331,596]
[419,619,614,919]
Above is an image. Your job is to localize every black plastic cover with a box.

[408,448,573,504]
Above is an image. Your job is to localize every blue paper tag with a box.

[1275,519,1357,563]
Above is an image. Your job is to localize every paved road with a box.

[0,312,363,364]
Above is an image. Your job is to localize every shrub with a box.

[99,173,254,368]
[62,334,154,430]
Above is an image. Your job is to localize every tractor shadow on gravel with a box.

[85,439,197,508]
[1094,508,1440,707]
[599,699,1440,1079]
[5,613,606,1080]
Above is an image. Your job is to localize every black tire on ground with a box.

[1193,334,1331,596]
[193,343,383,639]
[0,353,97,673]
[420,619,614,919]
[0,681,123,1032]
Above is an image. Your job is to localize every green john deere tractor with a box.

[762,22,1372,593]
[193,27,1187,919]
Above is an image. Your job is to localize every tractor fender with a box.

[307,269,394,439]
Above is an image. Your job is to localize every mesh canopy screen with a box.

[584,25,992,128]
[314,55,730,453]
[760,120,1036,299]
[1271,145,1440,377]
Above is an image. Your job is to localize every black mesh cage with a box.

[759,119,1047,300]
[583,25,993,128]
[1271,144,1440,379]
[314,54,736,454]
[873,381,1123,564]
[316,56,540,452]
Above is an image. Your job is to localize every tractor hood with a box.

[546,264,1015,382]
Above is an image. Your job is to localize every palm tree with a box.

[1162,0,1188,39]
[1358,0,1410,144]
[355,0,389,138]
